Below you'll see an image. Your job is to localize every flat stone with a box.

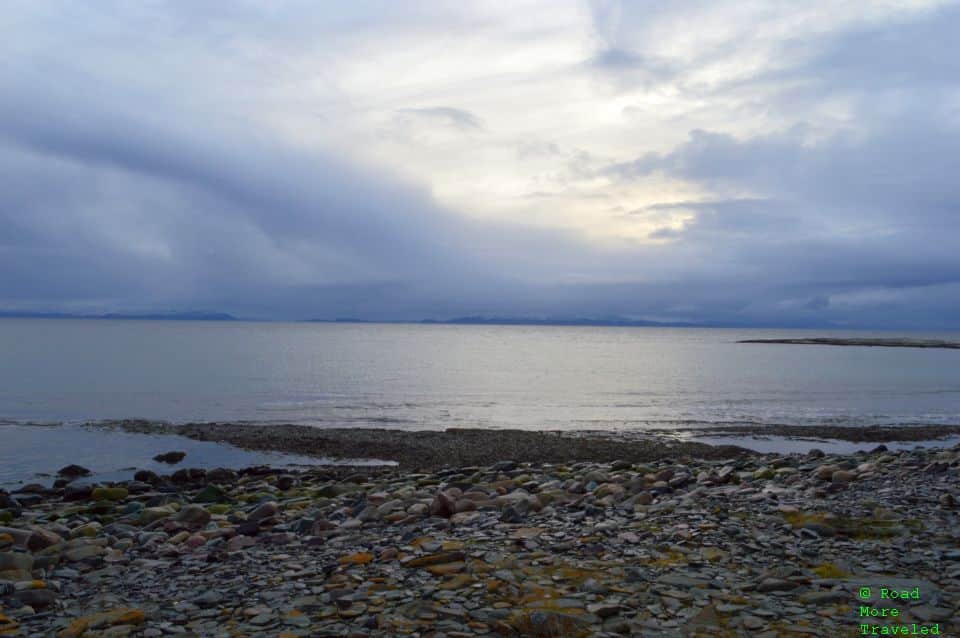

[910,605,953,622]
[64,544,106,563]
[756,578,800,592]
[801,591,849,605]
[0,552,33,572]
[425,561,466,575]
[509,610,592,638]
[247,501,279,523]
[175,504,212,527]
[656,573,711,588]
[404,551,466,568]
[15,588,57,609]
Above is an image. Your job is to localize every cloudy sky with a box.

[2,1,959,328]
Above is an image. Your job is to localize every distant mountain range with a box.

[418,316,706,327]
[307,315,716,328]
[1,310,845,329]
[0,311,237,321]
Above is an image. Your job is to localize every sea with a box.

[2,319,959,483]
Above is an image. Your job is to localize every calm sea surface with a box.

[1,319,958,429]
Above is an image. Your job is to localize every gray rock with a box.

[15,588,57,609]
[153,451,187,464]
[801,591,849,605]
[429,490,457,518]
[176,504,212,527]
[756,578,800,593]
[63,483,93,502]
[194,590,225,608]
[247,501,279,523]
[0,551,33,572]
[275,475,296,490]
[500,501,529,523]
[57,464,91,478]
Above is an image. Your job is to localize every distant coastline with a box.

[0,311,237,321]
[0,312,729,328]
[310,316,708,328]
[304,316,843,329]
[3,311,956,332]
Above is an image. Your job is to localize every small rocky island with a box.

[739,337,960,349]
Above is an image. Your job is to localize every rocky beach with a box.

[6,1,960,635]
[1,429,958,637]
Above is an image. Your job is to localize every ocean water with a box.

[1,318,958,430]
[0,423,372,487]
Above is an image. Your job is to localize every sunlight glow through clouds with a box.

[264,0,955,243]
[5,0,960,326]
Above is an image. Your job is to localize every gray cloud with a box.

[586,3,960,328]
[601,115,960,325]
[2,2,960,329]
[0,73,634,320]
[0,79,497,316]
[515,140,562,160]
[394,107,485,131]
[585,47,681,93]
[773,4,960,95]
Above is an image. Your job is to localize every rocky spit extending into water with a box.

[1,438,959,637]
[652,424,960,444]
[738,337,960,349]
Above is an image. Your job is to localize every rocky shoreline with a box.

[2,440,959,636]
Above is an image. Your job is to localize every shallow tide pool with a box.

[0,423,394,487]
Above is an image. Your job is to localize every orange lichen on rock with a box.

[0,611,20,636]
[58,607,146,638]
[338,552,374,565]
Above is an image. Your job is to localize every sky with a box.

[2,0,960,328]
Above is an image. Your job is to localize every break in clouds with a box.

[2,1,960,328]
